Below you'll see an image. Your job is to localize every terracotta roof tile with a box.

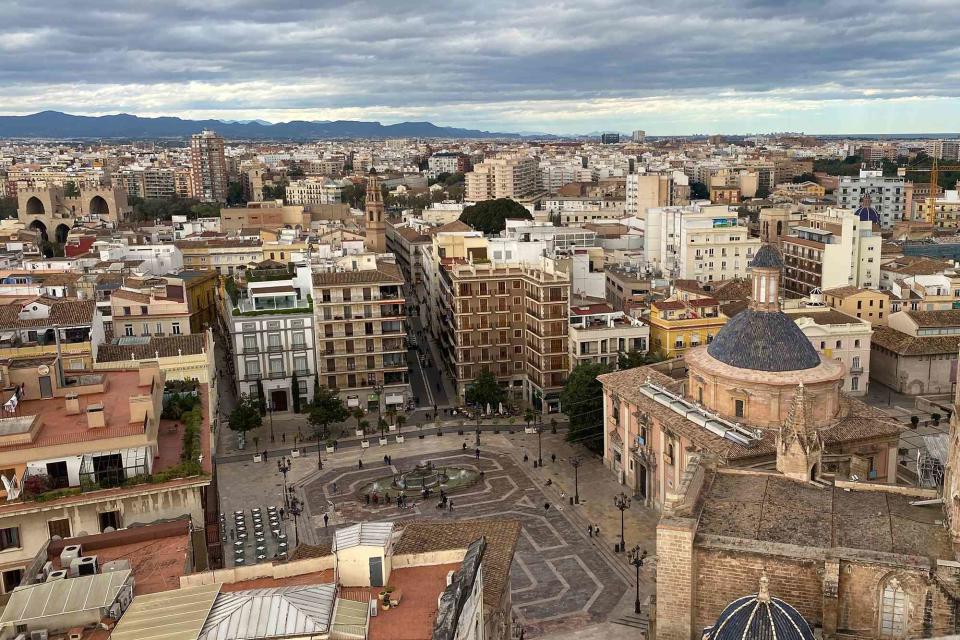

[872,325,960,356]
[0,299,95,329]
[312,261,404,286]
[393,519,520,609]
[96,334,207,363]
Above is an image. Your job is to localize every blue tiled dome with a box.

[855,206,881,225]
[704,590,814,640]
[751,245,783,269]
[706,308,821,371]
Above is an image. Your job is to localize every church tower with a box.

[776,382,823,481]
[364,174,386,253]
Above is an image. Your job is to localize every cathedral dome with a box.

[855,205,881,225]
[750,244,783,269]
[706,307,821,372]
[704,577,815,640]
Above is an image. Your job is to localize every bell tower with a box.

[364,174,386,253]
[776,382,823,481]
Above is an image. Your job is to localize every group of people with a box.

[586,523,602,538]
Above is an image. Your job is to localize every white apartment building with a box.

[96,242,184,275]
[285,178,343,206]
[226,265,317,411]
[781,207,882,297]
[836,169,910,229]
[542,196,625,225]
[426,152,464,179]
[465,155,538,202]
[568,303,649,370]
[645,204,760,282]
[786,303,873,396]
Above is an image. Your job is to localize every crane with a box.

[897,157,960,224]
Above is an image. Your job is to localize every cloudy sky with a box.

[1,0,958,135]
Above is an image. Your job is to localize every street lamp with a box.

[569,456,582,504]
[613,492,631,552]
[288,495,302,547]
[277,456,292,508]
[373,382,384,432]
[628,545,647,614]
[475,412,481,447]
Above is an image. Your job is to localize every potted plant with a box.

[387,407,398,432]
[326,439,336,454]
[352,407,364,437]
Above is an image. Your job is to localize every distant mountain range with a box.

[0,111,523,140]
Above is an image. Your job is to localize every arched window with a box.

[879,577,907,638]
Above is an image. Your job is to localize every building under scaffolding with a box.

[918,434,947,488]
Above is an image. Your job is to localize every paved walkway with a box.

[216,431,656,638]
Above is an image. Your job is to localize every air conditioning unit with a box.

[60,545,82,567]
[30,631,48,640]
[40,561,53,579]
[101,559,131,574]
[46,570,67,582]
[71,556,98,577]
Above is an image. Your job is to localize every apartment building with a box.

[426,152,468,179]
[109,284,192,338]
[438,260,569,412]
[0,298,104,372]
[190,130,228,203]
[646,297,727,359]
[568,303,649,370]
[915,190,960,227]
[285,177,343,206]
[836,169,911,229]
[785,305,873,396]
[604,265,663,313]
[176,239,263,276]
[227,264,316,411]
[117,166,178,199]
[871,310,960,395]
[646,204,760,282]
[781,207,882,298]
[822,286,890,326]
[312,260,409,411]
[542,196,625,225]
[625,172,687,218]
[0,361,211,594]
[465,155,538,202]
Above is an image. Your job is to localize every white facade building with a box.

[836,169,910,229]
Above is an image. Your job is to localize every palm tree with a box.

[386,407,397,429]
[524,408,535,430]
[378,417,388,440]
[352,407,364,432]
[359,419,370,436]
[397,415,407,435]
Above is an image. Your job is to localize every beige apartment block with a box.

[465,155,537,202]
[312,261,410,411]
[190,130,228,203]
[109,284,192,338]
[568,302,649,370]
[439,261,569,412]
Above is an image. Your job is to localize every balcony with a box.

[268,370,286,379]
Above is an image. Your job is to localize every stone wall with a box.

[694,546,823,633]
[655,517,696,640]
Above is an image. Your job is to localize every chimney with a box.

[86,404,105,429]
[138,361,160,388]
[64,393,80,416]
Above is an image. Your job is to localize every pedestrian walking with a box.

[475,448,480,460]
[462,442,467,450]
[332,481,337,494]
[595,524,601,537]
[358,459,363,469]
[281,432,286,443]
[449,500,454,512]
[551,453,556,464]
[230,528,235,541]
[323,513,329,528]
[588,524,593,538]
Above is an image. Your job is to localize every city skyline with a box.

[2,0,959,136]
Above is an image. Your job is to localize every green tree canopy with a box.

[689,181,709,200]
[308,387,348,441]
[0,197,16,219]
[465,370,506,409]
[227,394,263,435]
[459,198,532,234]
[560,362,612,454]
[617,350,664,370]
[63,181,80,198]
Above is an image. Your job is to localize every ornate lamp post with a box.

[613,492,631,552]
[277,456,292,508]
[628,545,647,614]
[569,456,582,504]
[288,494,302,547]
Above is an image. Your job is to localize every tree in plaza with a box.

[255,380,267,416]
[459,198,532,234]
[396,415,406,435]
[308,387,348,468]
[359,419,370,436]
[351,407,364,432]
[559,362,612,454]
[378,417,388,439]
[465,370,506,409]
[313,376,321,403]
[524,408,536,429]
[385,406,397,428]
[227,394,263,441]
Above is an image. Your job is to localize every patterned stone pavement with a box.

[299,448,632,637]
